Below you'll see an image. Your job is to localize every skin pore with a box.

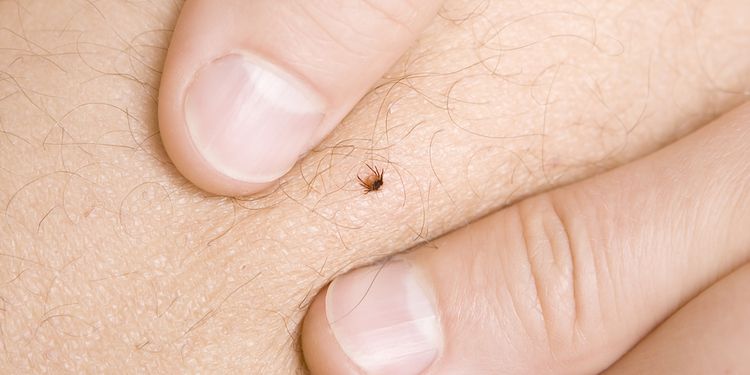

[1,0,749,373]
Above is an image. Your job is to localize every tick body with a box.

[357,164,384,194]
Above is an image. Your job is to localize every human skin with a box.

[1,0,749,374]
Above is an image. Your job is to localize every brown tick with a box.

[357,164,384,194]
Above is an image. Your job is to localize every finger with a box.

[604,261,750,374]
[301,101,750,374]
[159,0,443,196]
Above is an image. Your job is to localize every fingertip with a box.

[302,261,442,375]
[158,0,443,196]
[159,1,328,197]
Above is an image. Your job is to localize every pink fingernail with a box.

[326,260,441,375]
[184,54,325,183]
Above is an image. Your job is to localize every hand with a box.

[301,102,750,374]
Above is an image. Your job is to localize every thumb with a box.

[158,0,443,196]
[301,102,750,375]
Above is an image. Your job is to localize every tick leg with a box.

[366,163,378,175]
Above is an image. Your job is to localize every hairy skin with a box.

[0,0,749,373]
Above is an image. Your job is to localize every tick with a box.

[357,164,384,194]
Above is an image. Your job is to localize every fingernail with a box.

[184,54,325,183]
[326,260,441,375]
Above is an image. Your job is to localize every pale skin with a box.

[1,0,749,374]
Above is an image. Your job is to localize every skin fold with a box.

[0,0,748,373]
